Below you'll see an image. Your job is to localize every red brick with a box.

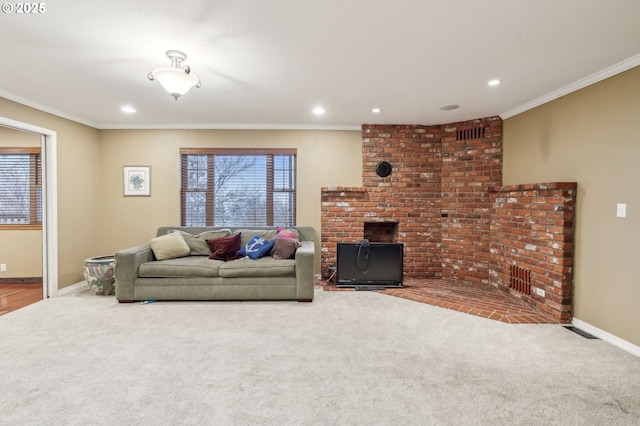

[322,120,575,322]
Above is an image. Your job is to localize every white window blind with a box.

[180,148,296,227]
[0,148,42,227]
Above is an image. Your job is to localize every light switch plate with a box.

[617,203,627,218]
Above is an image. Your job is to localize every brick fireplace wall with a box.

[320,116,576,321]
[489,183,577,322]
[321,123,443,279]
[321,117,501,280]
[441,118,502,284]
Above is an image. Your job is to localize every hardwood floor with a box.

[0,282,43,316]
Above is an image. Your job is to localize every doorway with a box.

[0,117,58,299]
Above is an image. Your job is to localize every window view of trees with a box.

[0,150,42,226]
[181,149,296,227]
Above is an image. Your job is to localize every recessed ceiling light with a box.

[488,79,501,86]
[312,107,325,115]
[121,106,136,113]
[440,104,459,111]
[372,108,381,113]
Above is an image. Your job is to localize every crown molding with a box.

[500,53,640,120]
[96,123,362,131]
[0,90,98,128]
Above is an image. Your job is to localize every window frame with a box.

[0,147,42,230]
[180,148,297,227]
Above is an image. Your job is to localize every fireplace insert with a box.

[336,241,403,288]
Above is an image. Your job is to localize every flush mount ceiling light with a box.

[148,50,201,101]
[488,79,501,86]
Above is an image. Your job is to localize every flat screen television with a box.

[336,242,403,288]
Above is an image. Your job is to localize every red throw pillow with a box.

[206,233,242,261]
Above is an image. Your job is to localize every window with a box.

[0,148,42,228]
[180,148,296,227]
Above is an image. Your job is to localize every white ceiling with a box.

[1,0,639,130]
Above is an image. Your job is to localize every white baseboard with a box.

[572,318,640,358]
[56,281,87,296]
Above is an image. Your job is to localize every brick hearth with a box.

[320,279,558,324]
[320,117,576,323]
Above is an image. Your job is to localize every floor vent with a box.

[510,265,531,295]
[456,126,485,140]
[564,326,599,339]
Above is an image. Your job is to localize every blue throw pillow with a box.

[238,235,275,259]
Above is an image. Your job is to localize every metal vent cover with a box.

[456,127,485,140]
[510,265,531,295]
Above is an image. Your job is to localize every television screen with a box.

[336,242,403,288]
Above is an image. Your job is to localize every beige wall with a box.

[503,66,640,346]
[98,129,363,272]
[1,98,102,288]
[1,96,362,286]
[0,127,42,277]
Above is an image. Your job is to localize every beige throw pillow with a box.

[149,232,190,260]
[172,230,231,255]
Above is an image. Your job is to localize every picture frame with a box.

[123,166,151,196]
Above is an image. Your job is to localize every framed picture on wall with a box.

[123,166,151,196]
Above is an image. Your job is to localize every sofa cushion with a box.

[206,233,242,261]
[239,235,275,259]
[149,232,191,260]
[237,229,278,246]
[139,256,224,278]
[172,229,231,255]
[218,257,295,278]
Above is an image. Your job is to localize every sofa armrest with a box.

[295,241,315,300]
[114,244,154,301]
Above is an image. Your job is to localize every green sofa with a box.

[114,226,315,303]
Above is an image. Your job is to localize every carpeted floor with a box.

[1,285,639,425]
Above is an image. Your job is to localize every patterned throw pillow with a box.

[277,227,297,239]
[238,235,275,259]
[206,233,242,261]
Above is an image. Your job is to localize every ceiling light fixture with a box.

[440,104,459,111]
[488,79,501,86]
[372,108,381,113]
[121,106,136,113]
[148,50,201,101]
[312,107,326,115]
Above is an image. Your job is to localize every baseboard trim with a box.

[0,277,42,284]
[56,281,87,296]
[572,318,640,358]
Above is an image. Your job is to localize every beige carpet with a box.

[1,284,639,425]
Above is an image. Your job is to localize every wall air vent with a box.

[509,265,531,295]
[456,126,485,141]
